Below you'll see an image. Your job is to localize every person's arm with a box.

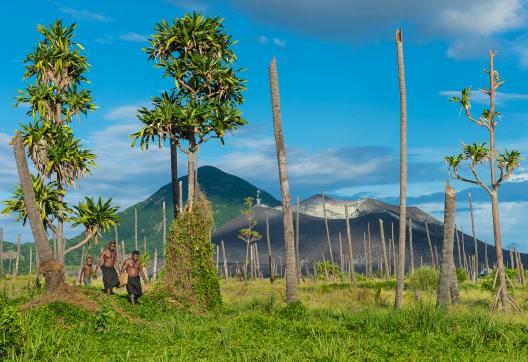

[120,259,129,274]
[95,250,105,271]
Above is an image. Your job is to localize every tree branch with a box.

[63,229,97,256]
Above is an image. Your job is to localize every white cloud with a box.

[272,38,286,47]
[55,2,112,22]
[119,32,148,43]
[231,0,527,59]
[104,103,144,121]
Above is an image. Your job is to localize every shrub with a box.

[456,268,467,283]
[160,194,221,309]
[316,261,341,279]
[279,301,306,320]
[0,305,23,357]
[93,305,117,332]
[409,266,439,292]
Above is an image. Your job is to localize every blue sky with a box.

[2,0,528,250]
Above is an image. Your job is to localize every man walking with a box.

[96,241,120,294]
[121,250,148,305]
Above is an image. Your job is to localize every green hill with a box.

[58,165,279,266]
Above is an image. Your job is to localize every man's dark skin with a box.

[96,242,119,294]
[121,252,148,305]
[79,256,95,286]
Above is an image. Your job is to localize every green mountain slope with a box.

[60,165,279,266]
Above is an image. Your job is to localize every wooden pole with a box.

[379,219,390,279]
[255,243,261,278]
[153,248,158,281]
[134,208,138,251]
[461,230,467,272]
[363,232,368,276]
[265,212,274,283]
[455,226,462,269]
[322,193,334,264]
[391,237,397,276]
[221,240,228,281]
[344,205,355,283]
[409,219,414,274]
[367,223,373,277]
[484,242,490,273]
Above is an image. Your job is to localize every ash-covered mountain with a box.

[213,196,526,272]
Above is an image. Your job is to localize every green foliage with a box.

[161,195,221,309]
[456,267,468,283]
[68,196,120,241]
[481,268,517,291]
[93,305,117,333]
[0,305,23,357]
[316,260,341,278]
[279,301,306,320]
[238,196,261,245]
[409,266,439,292]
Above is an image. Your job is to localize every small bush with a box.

[0,305,23,357]
[456,268,467,283]
[409,266,439,292]
[93,305,117,333]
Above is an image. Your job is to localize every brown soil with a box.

[21,284,98,312]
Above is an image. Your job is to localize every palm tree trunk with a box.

[170,139,179,219]
[344,205,355,283]
[221,240,229,282]
[425,222,435,268]
[484,241,490,273]
[322,193,334,264]
[14,233,21,278]
[468,193,478,279]
[265,212,275,283]
[461,230,467,272]
[455,226,462,268]
[437,183,456,309]
[395,28,408,309]
[56,180,65,265]
[409,219,414,274]
[269,57,297,303]
[12,133,63,292]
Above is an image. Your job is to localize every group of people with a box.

[79,241,148,305]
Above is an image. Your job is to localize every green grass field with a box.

[2,273,528,361]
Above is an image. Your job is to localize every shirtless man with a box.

[96,241,120,294]
[79,256,95,286]
[121,250,148,305]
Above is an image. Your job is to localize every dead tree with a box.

[344,205,355,283]
[379,219,390,279]
[425,222,435,268]
[322,193,334,264]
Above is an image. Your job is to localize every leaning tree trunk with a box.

[468,192,478,280]
[12,133,63,292]
[437,183,456,309]
[395,28,407,309]
[269,56,297,303]
[170,140,179,219]
[322,193,334,264]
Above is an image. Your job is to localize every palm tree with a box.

[437,183,456,309]
[395,28,408,309]
[446,51,522,312]
[14,20,96,265]
[12,133,62,292]
[64,197,119,256]
[269,57,297,303]
[137,13,247,211]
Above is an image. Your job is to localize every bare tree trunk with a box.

[14,233,21,278]
[485,242,490,273]
[379,219,390,279]
[425,222,435,269]
[409,219,414,274]
[468,193,478,280]
[221,240,229,282]
[114,223,119,252]
[437,183,456,309]
[121,241,125,260]
[461,230,467,272]
[368,223,373,277]
[187,147,196,211]
[344,205,355,283]
[29,246,33,275]
[57,182,65,265]
[395,28,407,309]
[12,133,62,292]
[269,57,297,303]
[296,196,300,282]
[363,232,368,276]
[134,208,138,251]
[170,140,179,219]
[265,211,275,283]
[153,248,158,281]
[455,226,462,269]
[322,193,334,264]
[391,237,396,276]
[163,201,167,253]
[338,232,344,281]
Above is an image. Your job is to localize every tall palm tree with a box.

[437,183,456,309]
[269,57,297,303]
[395,28,408,309]
[12,133,62,292]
